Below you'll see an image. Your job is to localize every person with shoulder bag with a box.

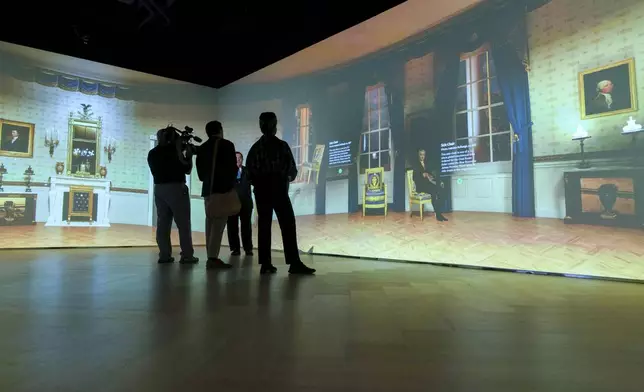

[196,121,240,269]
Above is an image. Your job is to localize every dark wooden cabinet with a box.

[564,169,644,229]
[0,193,37,226]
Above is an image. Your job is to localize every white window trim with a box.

[455,52,513,163]
[294,106,311,167]
[360,86,392,172]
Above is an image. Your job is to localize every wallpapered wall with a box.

[528,0,644,157]
[188,99,283,196]
[0,71,218,191]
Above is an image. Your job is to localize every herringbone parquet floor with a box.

[1,212,642,280]
[0,247,642,391]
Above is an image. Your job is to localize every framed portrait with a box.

[579,58,637,120]
[0,119,35,158]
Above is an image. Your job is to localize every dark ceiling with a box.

[0,0,406,89]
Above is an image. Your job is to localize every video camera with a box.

[166,125,202,146]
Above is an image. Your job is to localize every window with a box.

[360,84,391,173]
[455,50,512,163]
[292,105,311,167]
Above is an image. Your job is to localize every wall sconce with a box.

[0,163,7,192]
[44,128,59,158]
[572,125,591,169]
[104,136,117,163]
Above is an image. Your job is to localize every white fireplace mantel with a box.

[45,176,111,227]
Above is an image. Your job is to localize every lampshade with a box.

[572,125,589,139]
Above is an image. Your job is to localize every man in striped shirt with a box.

[245,112,315,275]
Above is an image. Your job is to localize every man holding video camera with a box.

[147,127,198,264]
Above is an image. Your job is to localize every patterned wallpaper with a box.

[528,0,644,157]
[0,71,217,191]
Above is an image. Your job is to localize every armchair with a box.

[363,167,387,216]
[407,169,432,220]
[300,144,325,184]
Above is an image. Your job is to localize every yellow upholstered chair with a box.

[407,169,432,220]
[363,167,387,216]
[300,144,325,184]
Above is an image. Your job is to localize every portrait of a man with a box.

[0,120,35,158]
[579,58,637,119]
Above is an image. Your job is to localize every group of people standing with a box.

[147,112,315,276]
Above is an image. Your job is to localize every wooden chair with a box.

[406,169,432,220]
[363,167,387,217]
[300,144,325,184]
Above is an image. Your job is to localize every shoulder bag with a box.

[206,139,241,219]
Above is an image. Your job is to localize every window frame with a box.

[292,104,311,168]
[455,48,513,164]
[360,83,392,174]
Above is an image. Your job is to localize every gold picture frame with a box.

[579,58,637,120]
[67,186,94,223]
[0,119,35,158]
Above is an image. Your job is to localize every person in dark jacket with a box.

[196,121,237,269]
[245,112,315,275]
[147,127,198,264]
[227,151,254,256]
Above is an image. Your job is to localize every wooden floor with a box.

[0,224,206,248]
[0,247,643,391]
[3,212,643,281]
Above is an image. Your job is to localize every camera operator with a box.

[147,127,199,264]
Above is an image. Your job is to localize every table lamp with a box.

[572,125,591,169]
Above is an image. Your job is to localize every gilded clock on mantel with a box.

[66,104,102,178]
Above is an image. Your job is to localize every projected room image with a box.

[217,0,644,281]
[0,41,215,249]
[1,0,643,282]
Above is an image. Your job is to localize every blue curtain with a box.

[431,49,462,213]
[313,78,367,214]
[381,60,407,212]
[346,79,370,213]
[308,90,330,215]
[491,44,535,218]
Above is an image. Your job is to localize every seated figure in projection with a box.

[245,112,315,275]
[147,128,198,264]
[412,149,448,222]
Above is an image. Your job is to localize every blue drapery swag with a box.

[34,70,132,100]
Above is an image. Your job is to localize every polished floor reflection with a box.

[1,247,643,391]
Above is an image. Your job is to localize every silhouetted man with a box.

[245,112,315,275]
[227,151,254,256]
[196,121,237,269]
[412,148,448,222]
[147,127,198,264]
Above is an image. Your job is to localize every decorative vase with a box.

[55,161,65,175]
[598,183,618,219]
[99,166,107,178]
